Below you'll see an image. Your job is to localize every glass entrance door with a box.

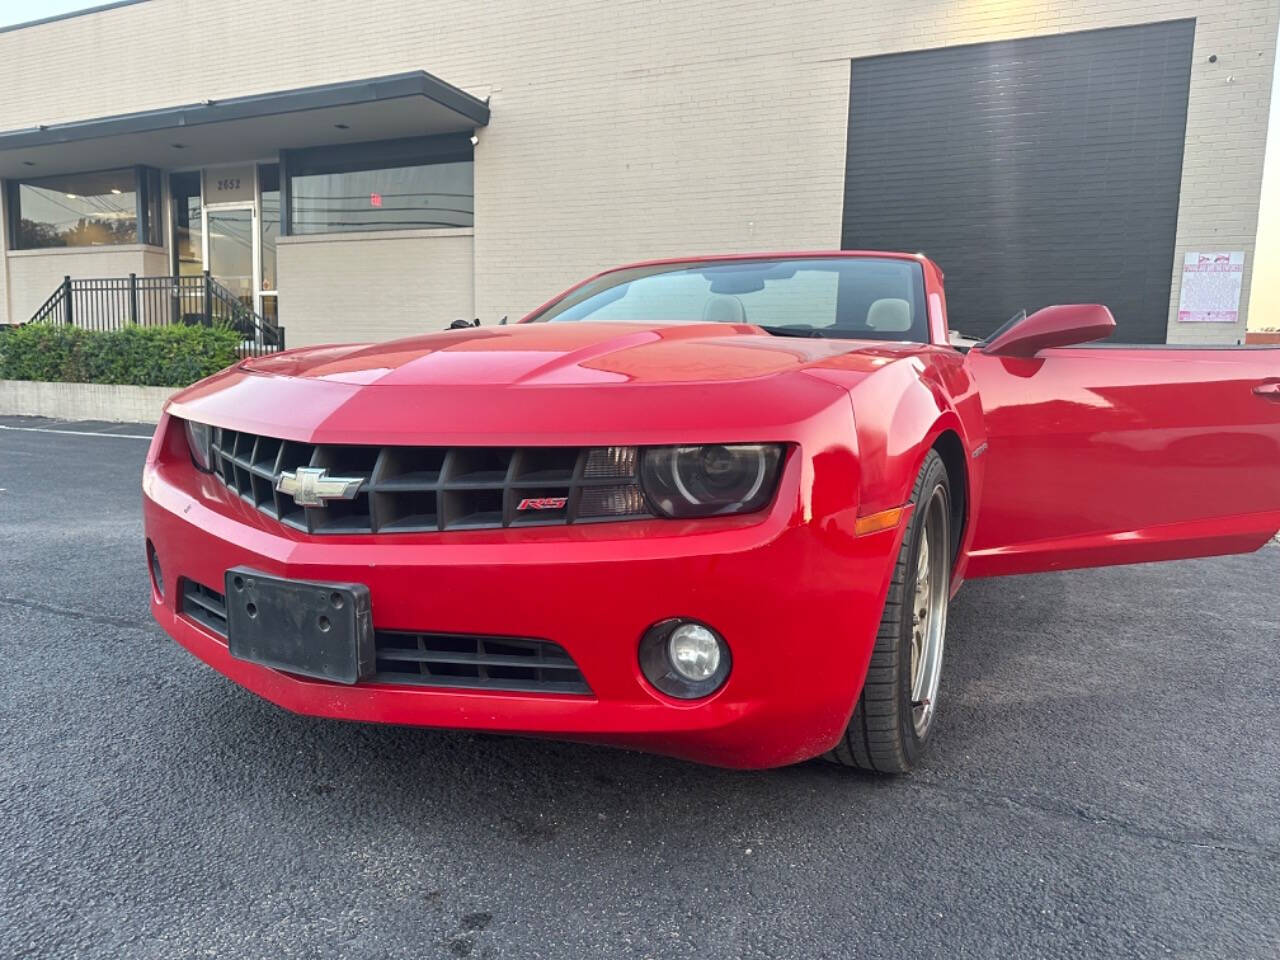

[205,206,257,311]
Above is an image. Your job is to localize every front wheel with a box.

[826,450,951,774]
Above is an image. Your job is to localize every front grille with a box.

[208,428,652,535]
[177,579,591,695]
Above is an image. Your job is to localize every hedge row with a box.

[0,324,240,388]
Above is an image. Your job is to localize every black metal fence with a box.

[29,272,285,358]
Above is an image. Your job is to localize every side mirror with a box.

[981,304,1115,357]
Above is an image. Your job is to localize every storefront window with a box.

[259,294,278,327]
[7,167,160,249]
[259,163,280,291]
[143,167,162,252]
[170,171,203,276]
[286,135,473,235]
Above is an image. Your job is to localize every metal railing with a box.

[29,272,285,358]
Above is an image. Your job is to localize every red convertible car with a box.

[143,252,1280,772]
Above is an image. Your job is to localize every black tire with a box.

[826,450,951,774]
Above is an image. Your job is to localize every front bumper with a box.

[143,420,905,769]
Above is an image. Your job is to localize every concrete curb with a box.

[0,379,176,424]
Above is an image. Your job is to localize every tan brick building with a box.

[0,0,1274,348]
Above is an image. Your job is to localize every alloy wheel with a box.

[910,485,950,737]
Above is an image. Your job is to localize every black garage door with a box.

[842,20,1195,343]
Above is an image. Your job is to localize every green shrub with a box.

[0,323,241,388]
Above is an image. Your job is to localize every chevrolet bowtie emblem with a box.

[275,466,364,507]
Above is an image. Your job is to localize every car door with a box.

[963,344,1280,577]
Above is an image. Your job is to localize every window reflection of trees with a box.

[18,216,137,248]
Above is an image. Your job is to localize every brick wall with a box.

[7,247,159,325]
[277,230,475,346]
[0,0,1274,342]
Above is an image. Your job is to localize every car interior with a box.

[536,257,931,343]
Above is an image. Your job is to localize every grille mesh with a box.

[207,428,652,535]
[373,631,590,694]
[178,579,591,695]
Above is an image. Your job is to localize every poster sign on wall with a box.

[1177,251,1245,323]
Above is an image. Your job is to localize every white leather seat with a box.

[866,298,912,333]
[702,295,747,325]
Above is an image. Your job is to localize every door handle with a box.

[1254,381,1280,402]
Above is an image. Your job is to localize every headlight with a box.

[184,419,214,472]
[639,444,783,517]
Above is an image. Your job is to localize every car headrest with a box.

[866,298,912,332]
[702,295,747,325]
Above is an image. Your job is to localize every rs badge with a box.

[516,497,568,511]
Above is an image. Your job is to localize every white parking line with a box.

[0,424,153,440]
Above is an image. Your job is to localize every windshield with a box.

[527,257,930,342]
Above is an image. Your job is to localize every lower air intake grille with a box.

[373,631,589,694]
[177,579,590,695]
[181,579,228,636]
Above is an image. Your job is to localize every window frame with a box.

[140,166,162,248]
[5,164,163,251]
[167,169,204,276]
[281,133,474,237]
[258,162,281,294]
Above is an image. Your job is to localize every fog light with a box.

[146,540,164,599]
[668,623,720,681]
[639,618,731,699]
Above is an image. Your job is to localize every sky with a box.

[0,0,108,27]
[0,1,1276,327]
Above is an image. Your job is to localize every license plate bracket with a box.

[224,567,374,684]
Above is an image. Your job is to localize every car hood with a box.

[172,323,922,447]
[240,322,910,387]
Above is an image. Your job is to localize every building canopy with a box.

[0,71,489,178]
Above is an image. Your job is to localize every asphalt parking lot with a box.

[0,416,1276,960]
